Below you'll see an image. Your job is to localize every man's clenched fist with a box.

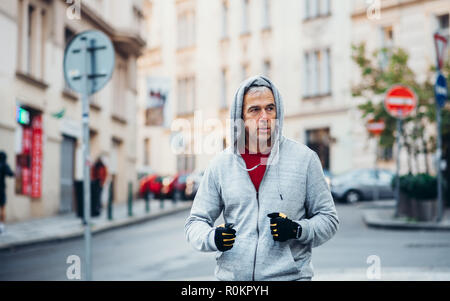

[267,212,301,242]
[214,223,236,252]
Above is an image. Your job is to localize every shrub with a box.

[409,173,437,201]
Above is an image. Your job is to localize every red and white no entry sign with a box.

[384,85,417,119]
[367,119,385,136]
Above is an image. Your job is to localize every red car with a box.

[139,174,163,199]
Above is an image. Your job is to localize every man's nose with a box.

[260,109,269,120]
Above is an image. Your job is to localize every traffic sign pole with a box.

[64,30,115,281]
[81,36,92,281]
[384,85,417,218]
[394,118,402,218]
[434,32,447,223]
[436,105,443,222]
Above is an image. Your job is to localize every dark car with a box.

[331,168,395,203]
[160,172,190,201]
[173,172,190,201]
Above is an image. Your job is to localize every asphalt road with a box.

[1,202,450,281]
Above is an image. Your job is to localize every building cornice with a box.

[61,0,146,57]
[352,0,428,19]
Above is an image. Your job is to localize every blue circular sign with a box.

[63,30,115,95]
[435,72,448,108]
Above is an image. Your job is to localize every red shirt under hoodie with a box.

[240,148,271,192]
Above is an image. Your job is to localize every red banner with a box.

[31,115,43,199]
[22,167,31,195]
[22,127,32,154]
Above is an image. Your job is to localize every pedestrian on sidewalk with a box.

[185,75,339,281]
[91,157,107,216]
[0,151,14,234]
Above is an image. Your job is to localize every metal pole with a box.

[128,182,133,217]
[373,137,379,201]
[394,118,402,218]
[145,191,150,213]
[436,104,443,222]
[108,181,113,220]
[81,36,92,281]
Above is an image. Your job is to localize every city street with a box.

[1,202,450,281]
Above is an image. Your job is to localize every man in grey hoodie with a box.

[185,75,339,281]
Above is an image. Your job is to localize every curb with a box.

[0,202,192,251]
[362,208,450,231]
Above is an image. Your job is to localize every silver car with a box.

[331,168,395,203]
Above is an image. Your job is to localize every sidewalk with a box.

[361,200,450,230]
[0,199,193,251]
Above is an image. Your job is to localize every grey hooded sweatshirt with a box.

[184,75,339,281]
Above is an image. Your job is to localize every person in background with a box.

[0,151,14,234]
[91,157,108,215]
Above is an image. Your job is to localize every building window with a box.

[378,145,393,161]
[242,0,249,34]
[221,1,229,38]
[437,14,449,41]
[379,25,394,69]
[144,138,150,166]
[112,62,127,120]
[221,68,228,109]
[303,49,331,98]
[306,128,330,170]
[177,76,196,115]
[262,0,271,30]
[177,154,196,173]
[241,64,250,81]
[263,60,271,78]
[18,0,47,79]
[177,10,196,49]
[304,0,330,20]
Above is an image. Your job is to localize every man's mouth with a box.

[258,128,271,133]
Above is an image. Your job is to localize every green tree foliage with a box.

[352,43,450,175]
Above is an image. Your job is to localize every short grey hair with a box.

[244,85,273,97]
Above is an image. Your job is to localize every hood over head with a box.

[229,75,284,168]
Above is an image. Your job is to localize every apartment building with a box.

[0,0,145,222]
[139,0,358,177]
[351,0,450,174]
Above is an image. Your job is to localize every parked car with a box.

[331,168,394,203]
[185,170,204,200]
[173,172,190,201]
[139,174,163,199]
[160,172,191,201]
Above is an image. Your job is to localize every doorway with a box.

[60,135,76,213]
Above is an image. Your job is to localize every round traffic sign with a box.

[63,30,115,95]
[367,119,385,136]
[384,85,417,119]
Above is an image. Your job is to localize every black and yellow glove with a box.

[267,212,301,242]
[214,223,236,252]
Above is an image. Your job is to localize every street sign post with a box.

[384,85,417,218]
[366,119,385,136]
[434,32,448,70]
[366,119,385,201]
[64,30,115,281]
[435,72,448,109]
[434,32,448,223]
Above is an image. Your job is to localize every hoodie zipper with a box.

[252,190,260,281]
